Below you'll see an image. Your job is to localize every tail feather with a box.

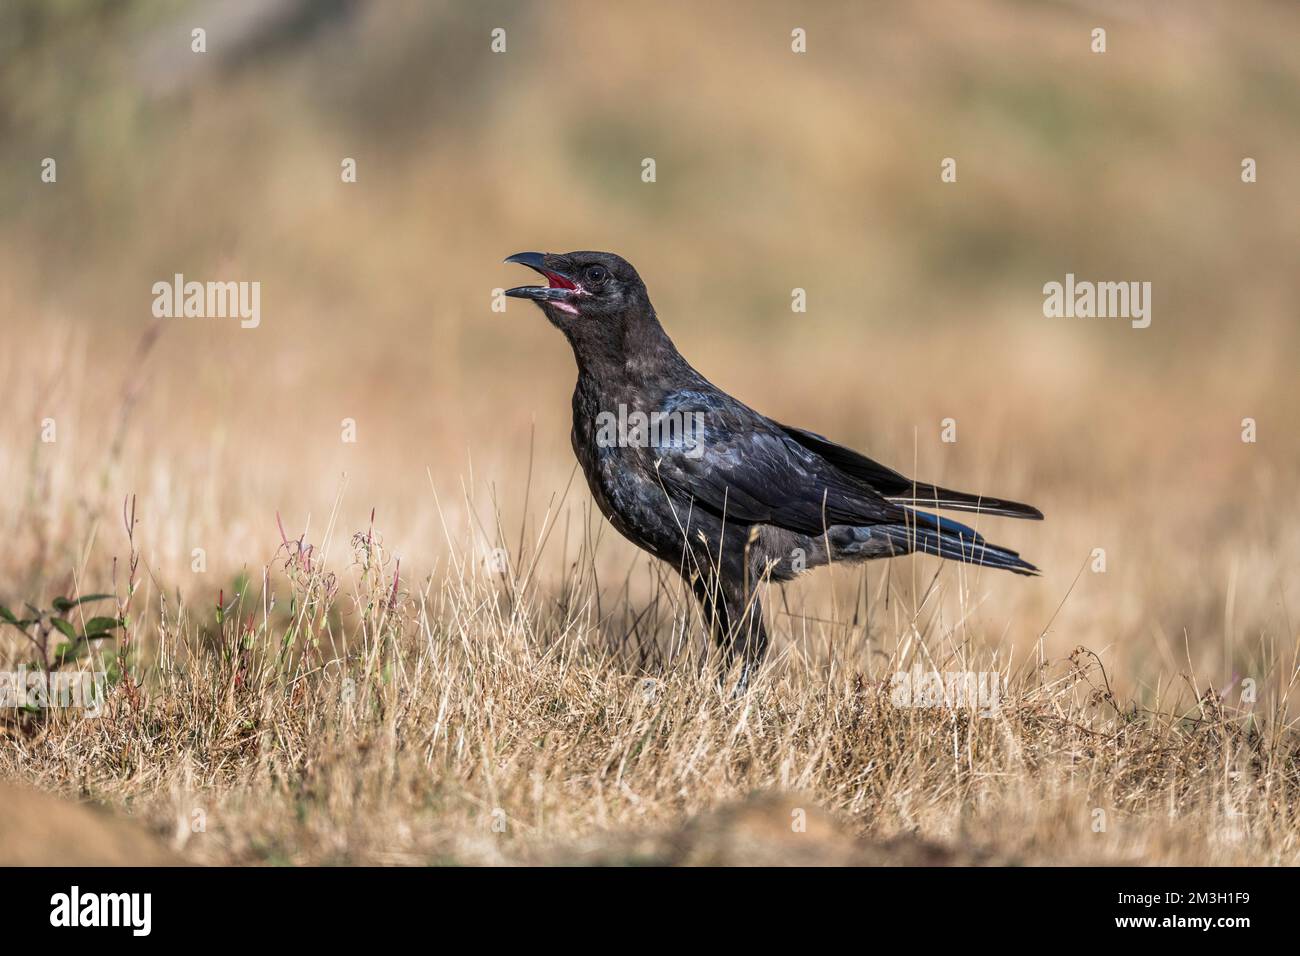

[886,488,1044,521]
[878,510,1039,576]
[777,423,1044,520]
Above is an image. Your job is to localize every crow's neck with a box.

[568,306,692,391]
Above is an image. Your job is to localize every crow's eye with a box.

[584,265,609,286]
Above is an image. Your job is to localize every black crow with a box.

[505,251,1040,685]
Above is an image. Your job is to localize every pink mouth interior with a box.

[542,270,577,290]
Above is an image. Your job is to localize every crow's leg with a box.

[691,574,732,651]
[690,576,768,693]
[730,589,768,694]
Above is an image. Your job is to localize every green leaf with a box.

[50,617,77,639]
[0,609,37,628]
[54,593,114,612]
[83,632,116,642]
[83,616,122,633]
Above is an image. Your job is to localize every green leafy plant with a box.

[0,593,123,673]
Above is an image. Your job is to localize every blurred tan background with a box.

[2,0,1298,697]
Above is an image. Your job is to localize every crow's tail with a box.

[875,509,1039,576]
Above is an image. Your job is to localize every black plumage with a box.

[505,251,1041,684]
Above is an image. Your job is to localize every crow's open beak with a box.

[503,252,580,307]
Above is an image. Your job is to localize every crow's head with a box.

[503,251,649,329]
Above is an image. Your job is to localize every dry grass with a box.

[2,462,1297,866]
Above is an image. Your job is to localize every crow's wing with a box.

[646,390,910,537]
[777,423,1044,520]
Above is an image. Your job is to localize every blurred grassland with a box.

[2,0,1299,700]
